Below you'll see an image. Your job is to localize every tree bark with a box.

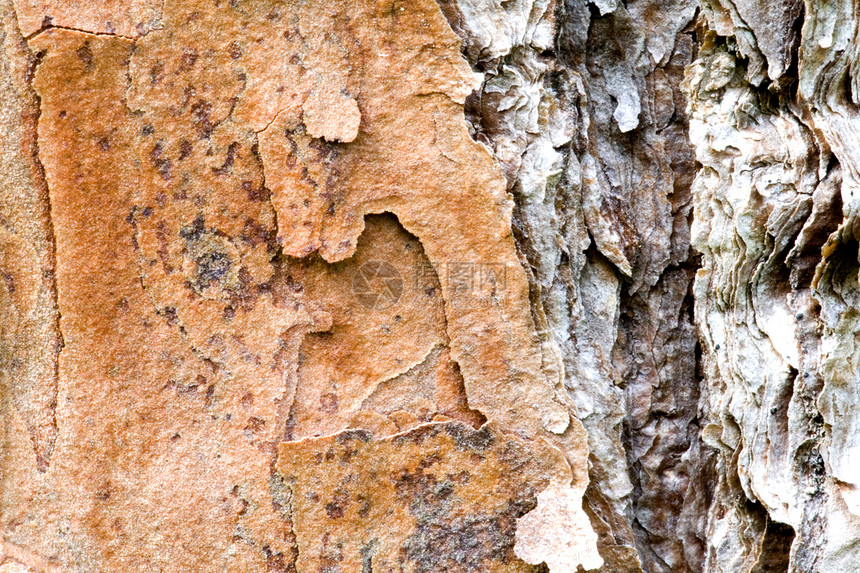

[1,0,856,572]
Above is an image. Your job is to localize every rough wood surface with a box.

[1,1,598,571]
[6,0,860,572]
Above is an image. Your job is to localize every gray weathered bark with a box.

[687,1,860,571]
[445,1,860,571]
[439,1,704,571]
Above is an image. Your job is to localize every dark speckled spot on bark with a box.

[401,487,537,572]
[389,453,543,573]
[326,501,345,519]
[447,423,494,452]
[335,429,372,444]
[76,42,94,71]
[403,512,510,572]
[263,545,297,573]
[391,422,493,453]
[269,472,292,521]
[320,532,345,573]
[228,41,243,59]
[195,250,232,284]
[179,139,193,160]
[180,215,205,241]
[360,539,378,573]
[212,142,239,175]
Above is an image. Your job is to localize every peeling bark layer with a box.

[1,1,599,571]
[436,1,706,571]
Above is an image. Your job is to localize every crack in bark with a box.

[1,0,62,474]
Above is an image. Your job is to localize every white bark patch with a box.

[514,482,604,572]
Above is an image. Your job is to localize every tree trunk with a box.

[0,0,855,572]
